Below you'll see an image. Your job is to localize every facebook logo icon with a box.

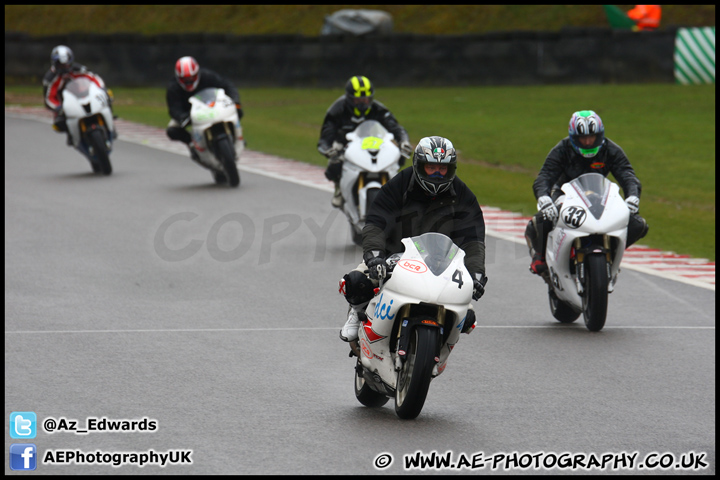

[10,411,37,439]
[10,444,37,470]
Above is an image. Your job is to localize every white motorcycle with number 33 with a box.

[544,173,631,331]
[349,232,476,419]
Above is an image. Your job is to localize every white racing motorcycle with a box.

[543,173,631,332]
[61,76,115,175]
[340,120,403,245]
[349,232,477,419]
[187,88,244,187]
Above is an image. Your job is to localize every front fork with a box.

[572,235,613,295]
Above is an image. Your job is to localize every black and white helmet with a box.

[412,136,457,196]
[51,45,74,74]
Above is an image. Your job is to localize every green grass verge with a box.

[5,5,715,36]
[6,84,715,261]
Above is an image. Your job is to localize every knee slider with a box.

[638,216,649,238]
[341,270,375,306]
[325,160,342,182]
[167,126,191,144]
[461,309,476,334]
[626,214,649,247]
[525,218,538,241]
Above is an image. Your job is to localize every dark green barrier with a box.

[5,28,678,87]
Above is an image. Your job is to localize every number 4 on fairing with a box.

[452,269,463,289]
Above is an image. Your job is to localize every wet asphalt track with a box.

[5,115,715,475]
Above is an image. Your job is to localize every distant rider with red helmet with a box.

[166,56,243,162]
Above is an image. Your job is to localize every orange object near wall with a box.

[627,5,662,31]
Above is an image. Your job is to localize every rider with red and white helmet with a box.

[166,56,243,152]
[42,45,111,143]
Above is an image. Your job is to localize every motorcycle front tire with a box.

[582,253,609,332]
[395,326,439,420]
[216,137,240,187]
[87,128,112,175]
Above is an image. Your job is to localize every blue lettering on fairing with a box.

[373,293,396,320]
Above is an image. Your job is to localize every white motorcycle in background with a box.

[349,232,478,419]
[340,120,404,245]
[61,77,115,175]
[543,173,631,332]
[187,88,244,187]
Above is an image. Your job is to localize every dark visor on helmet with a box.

[350,96,372,107]
[181,75,198,87]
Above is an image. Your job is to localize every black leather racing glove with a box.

[363,250,387,280]
[471,272,488,301]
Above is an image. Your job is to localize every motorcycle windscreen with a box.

[193,88,219,105]
[64,78,93,99]
[354,119,389,140]
[410,232,460,276]
[568,173,612,220]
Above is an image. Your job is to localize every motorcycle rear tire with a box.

[216,137,240,187]
[395,327,439,419]
[549,288,580,323]
[88,128,112,175]
[354,360,389,408]
[582,253,609,332]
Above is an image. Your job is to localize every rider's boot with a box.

[339,305,362,342]
[188,144,202,164]
[530,252,548,276]
[331,181,343,209]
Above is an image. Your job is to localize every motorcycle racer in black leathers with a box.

[338,136,488,342]
[166,56,243,163]
[318,75,412,208]
[524,110,649,277]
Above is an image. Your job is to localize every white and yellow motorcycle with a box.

[339,120,403,245]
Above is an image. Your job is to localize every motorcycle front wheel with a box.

[354,359,389,408]
[216,137,240,187]
[395,327,439,419]
[582,253,609,332]
[87,128,112,175]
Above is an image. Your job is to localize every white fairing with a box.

[62,77,114,150]
[188,88,244,168]
[341,120,401,230]
[359,233,473,389]
[545,173,630,308]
